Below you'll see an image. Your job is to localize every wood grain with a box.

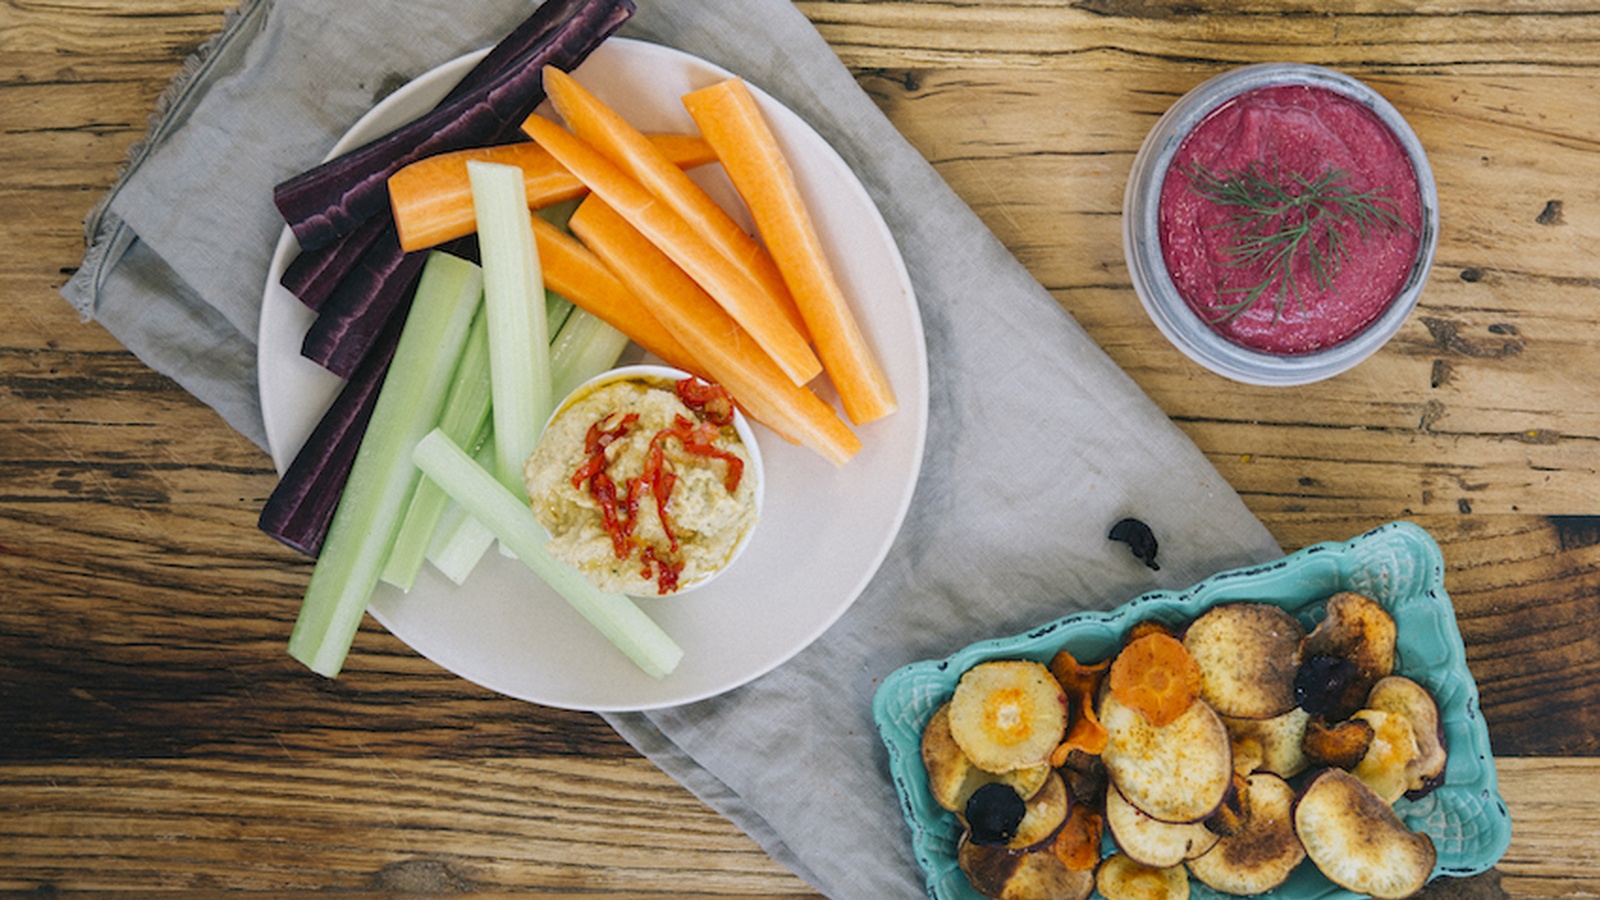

[0,757,807,894]
[3,0,1599,896]
[0,756,1589,895]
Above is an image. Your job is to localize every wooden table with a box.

[4,1,1597,896]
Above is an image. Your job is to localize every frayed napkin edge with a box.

[65,0,271,321]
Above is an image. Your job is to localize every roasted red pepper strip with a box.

[571,412,638,489]
[571,412,640,558]
[675,376,736,426]
[673,416,744,492]
[636,435,680,555]
[589,470,632,559]
[638,545,683,595]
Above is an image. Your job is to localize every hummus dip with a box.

[1158,83,1424,355]
[523,372,759,596]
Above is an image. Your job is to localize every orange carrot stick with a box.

[682,78,897,426]
[522,113,823,387]
[541,66,808,340]
[569,196,860,466]
[388,134,716,253]
[529,215,700,374]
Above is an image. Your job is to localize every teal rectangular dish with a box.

[872,521,1511,900]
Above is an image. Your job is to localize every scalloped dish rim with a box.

[871,520,1511,900]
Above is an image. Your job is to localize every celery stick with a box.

[546,288,575,340]
[427,496,498,585]
[411,428,683,678]
[469,160,552,495]
[288,251,484,678]
[550,306,631,401]
[380,306,492,591]
[425,432,501,585]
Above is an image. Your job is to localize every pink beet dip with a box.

[1158,83,1424,355]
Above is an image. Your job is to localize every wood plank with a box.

[1494,758,1600,898]
[0,483,630,760]
[0,757,816,895]
[0,756,1590,896]
[803,2,1600,74]
[1186,419,1600,516]
[0,1,225,78]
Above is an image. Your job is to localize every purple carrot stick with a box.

[258,289,411,557]
[272,0,634,251]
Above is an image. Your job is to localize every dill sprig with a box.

[1185,162,1411,325]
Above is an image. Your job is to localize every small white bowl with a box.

[533,365,764,597]
[1123,63,1439,386]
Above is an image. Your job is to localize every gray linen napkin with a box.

[62,1,1282,896]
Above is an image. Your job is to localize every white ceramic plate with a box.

[258,38,928,710]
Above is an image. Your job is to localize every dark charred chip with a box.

[1110,518,1161,571]
[1298,592,1398,719]
[1294,654,1363,720]
[977,770,1072,853]
[958,775,1090,899]
[967,782,1028,847]
[1056,749,1110,808]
